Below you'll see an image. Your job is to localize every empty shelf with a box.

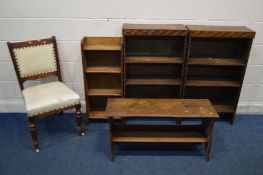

[89,111,106,119]
[86,67,121,74]
[112,125,208,143]
[83,45,121,51]
[126,79,181,85]
[126,56,183,64]
[87,89,122,96]
[186,80,241,87]
[214,105,234,113]
[188,58,245,66]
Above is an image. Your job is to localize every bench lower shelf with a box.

[112,124,208,143]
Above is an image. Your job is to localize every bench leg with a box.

[230,113,235,125]
[121,118,127,124]
[176,118,182,125]
[202,119,214,161]
[205,141,212,161]
[109,117,115,161]
[110,142,115,161]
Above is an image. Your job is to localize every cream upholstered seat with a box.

[22,81,80,117]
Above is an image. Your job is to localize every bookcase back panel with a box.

[190,38,249,59]
[89,96,120,111]
[89,97,107,111]
[126,64,182,78]
[126,86,180,98]
[86,51,121,67]
[126,36,185,57]
[88,74,121,89]
[187,66,243,81]
[185,87,238,105]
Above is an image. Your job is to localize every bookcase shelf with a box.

[184,25,255,124]
[126,79,181,86]
[87,89,122,96]
[89,111,106,119]
[81,37,123,122]
[123,24,188,98]
[86,67,121,74]
[214,105,234,113]
[83,45,121,51]
[186,80,240,87]
[126,56,183,64]
[188,58,245,66]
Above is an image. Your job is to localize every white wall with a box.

[0,0,263,114]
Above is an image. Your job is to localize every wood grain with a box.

[83,45,121,51]
[126,79,180,86]
[186,25,255,38]
[87,89,122,96]
[126,56,183,64]
[123,23,187,36]
[89,111,106,119]
[186,80,240,87]
[106,98,219,118]
[188,58,245,66]
[86,67,121,74]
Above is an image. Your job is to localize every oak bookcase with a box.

[81,24,255,124]
[122,24,188,98]
[183,25,255,124]
[81,37,123,121]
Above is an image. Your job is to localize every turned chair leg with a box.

[75,104,85,136]
[28,117,40,153]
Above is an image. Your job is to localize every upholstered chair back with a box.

[8,37,62,90]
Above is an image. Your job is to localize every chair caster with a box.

[80,132,85,136]
[35,149,40,153]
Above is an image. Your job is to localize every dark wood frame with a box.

[81,24,255,126]
[7,36,84,153]
[81,37,123,122]
[122,24,188,99]
[183,25,255,124]
[106,98,219,161]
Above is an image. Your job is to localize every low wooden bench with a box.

[106,98,219,161]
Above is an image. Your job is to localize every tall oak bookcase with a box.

[122,24,188,98]
[81,37,123,122]
[184,25,255,124]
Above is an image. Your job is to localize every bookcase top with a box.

[123,23,187,36]
[186,25,255,38]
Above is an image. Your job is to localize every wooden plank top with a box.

[106,98,219,118]
[186,25,255,38]
[123,23,187,36]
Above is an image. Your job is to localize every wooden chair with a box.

[7,36,84,153]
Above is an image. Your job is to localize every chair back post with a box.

[7,42,25,90]
[51,36,63,82]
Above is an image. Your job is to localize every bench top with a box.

[106,98,219,119]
